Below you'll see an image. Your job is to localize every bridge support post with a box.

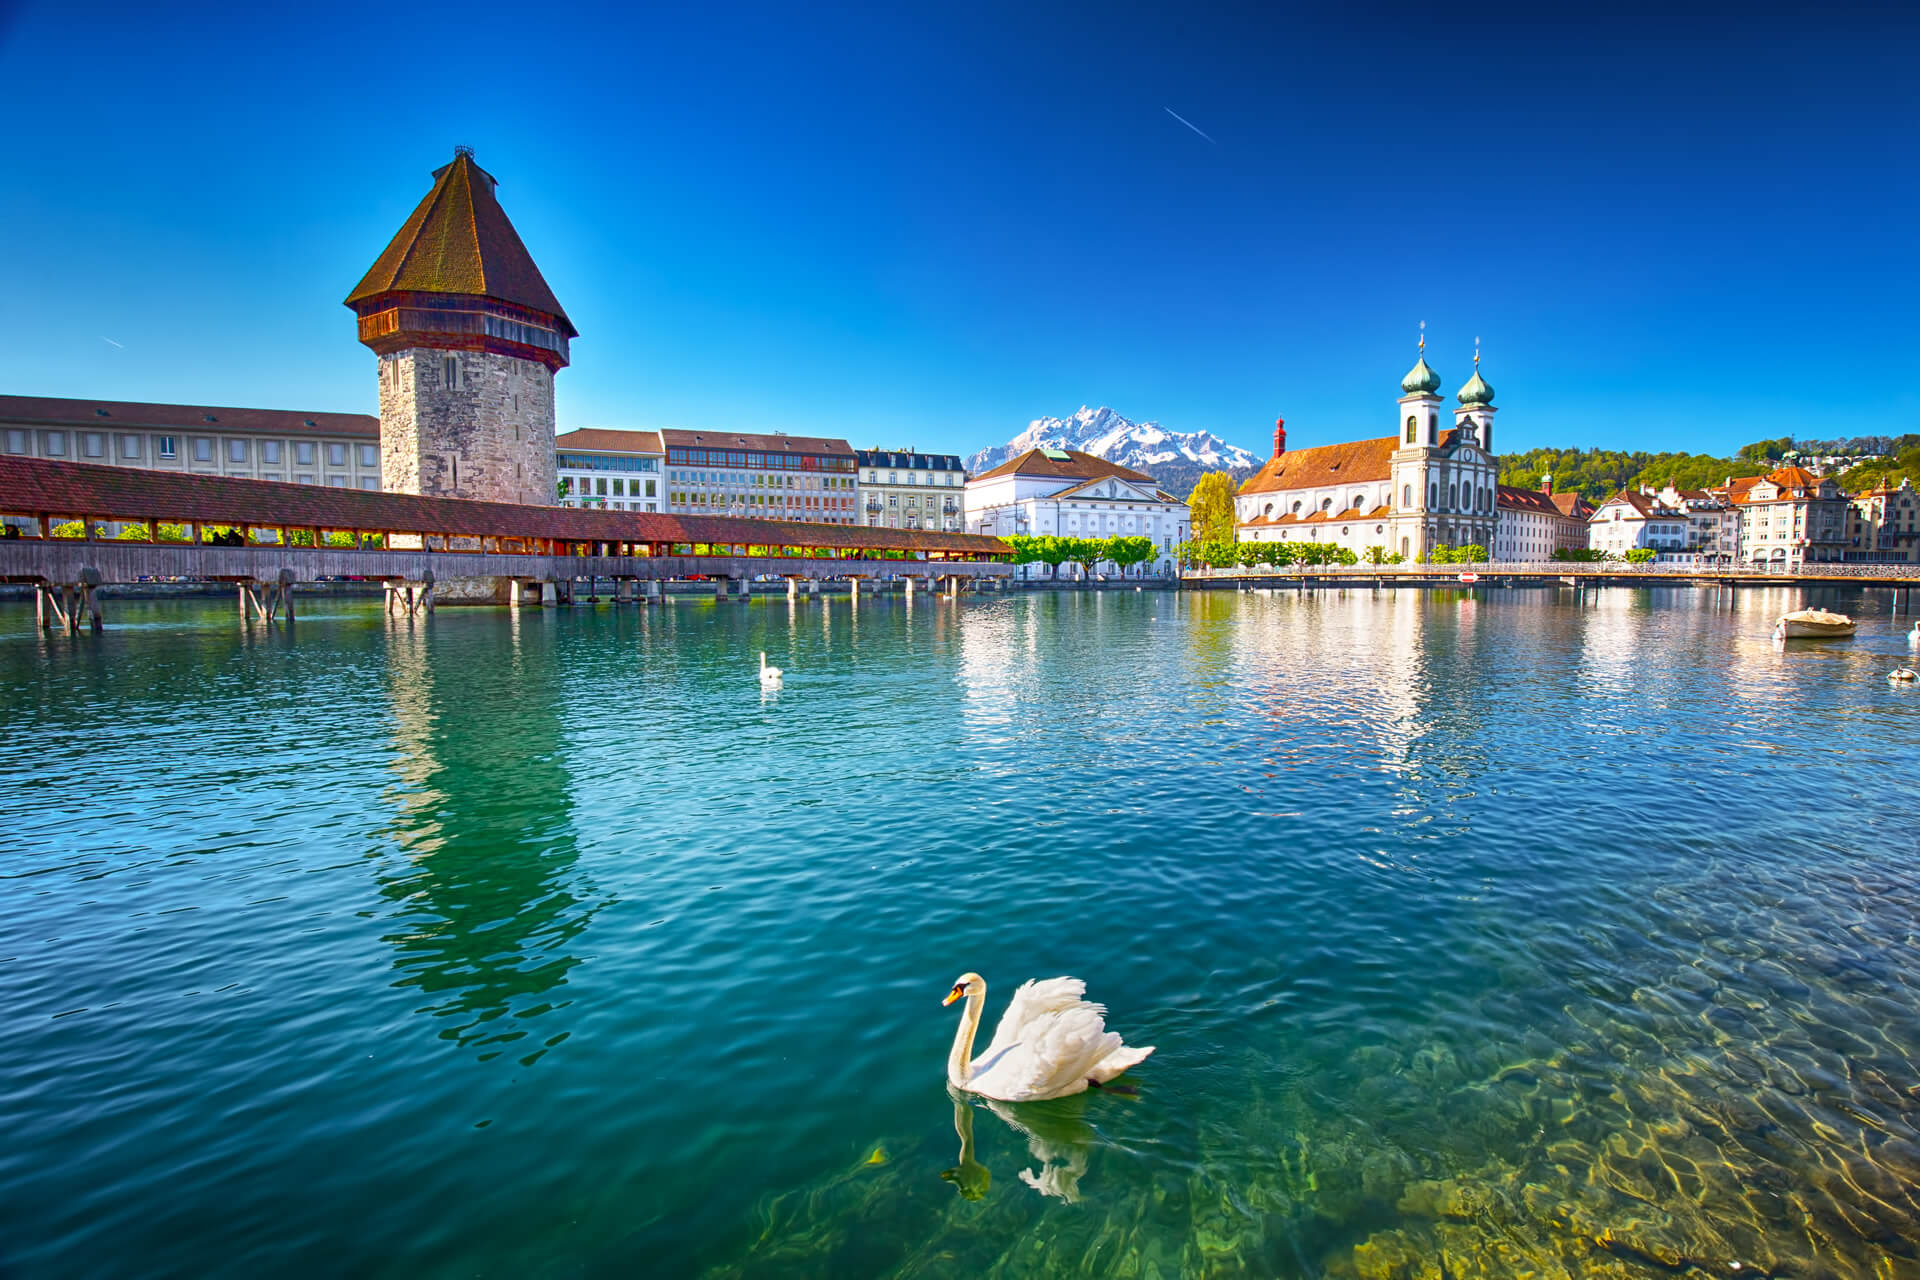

[807,578,819,598]
[735,577,752,601]
[541,580,558,607]
[904,576,915,600]
[34,583,48,630]
[714,577,728,602]
[645,580,662,604]
[787,577,799,601]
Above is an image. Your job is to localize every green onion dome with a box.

[1400,357,1442,395]
[1456,369,1495,406]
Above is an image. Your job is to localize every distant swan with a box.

[1892,666,1918,683]
[759,651,782,687]
[943,972,1153,1101]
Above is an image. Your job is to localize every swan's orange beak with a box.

[943,985,965,1006]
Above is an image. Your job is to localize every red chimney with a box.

[1272,416,1286,459]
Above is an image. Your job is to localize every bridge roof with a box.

[0,457,1007,554]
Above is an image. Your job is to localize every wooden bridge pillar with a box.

[787,577,799,601]
[904,576,916,600]
[540,580,558,607]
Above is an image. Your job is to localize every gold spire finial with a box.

[1418,320,1426,355]
[1474,335,1481,369]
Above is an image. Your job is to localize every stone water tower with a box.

[345,148,575,506]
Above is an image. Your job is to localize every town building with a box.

[1588,491,1688,557]
[1723,466,1848,568]
[553,429,664,511]
[963,448,1189,576]
[661,429,858,523]
[1652,484,1740,564]
[1845,479,1920,563]
[1494,478,1593,561]
[0,395,382,489]
[346,148,572,507]
[1235,346,1500,561]
[856,449,965,531]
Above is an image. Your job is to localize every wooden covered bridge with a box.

[0,456,1013,629]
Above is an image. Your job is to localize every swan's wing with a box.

[974,1003,1122,1101]
[980,977,1090,1062]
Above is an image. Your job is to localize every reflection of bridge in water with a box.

[0,456,1013,628]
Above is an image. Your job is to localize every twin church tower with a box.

[345,148,571,506]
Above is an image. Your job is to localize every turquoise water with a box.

[3,587,1918,1278]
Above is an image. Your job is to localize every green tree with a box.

[1624,547,1656,564]
[1363,545,1387,565]
[1033,535,1073,580]
[1187,471,1238,544]
[1063,536,1104,579]
[1104,535,1155,576]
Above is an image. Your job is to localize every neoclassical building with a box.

[1235,348,1500,560]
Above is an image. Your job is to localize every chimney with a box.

[1541,473,1554,495]
[1272,416,1287,459]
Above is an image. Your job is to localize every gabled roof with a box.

[1496,484,1561,515]
[1549,491,1596,519]
[1238,429,1464,496]
[660,428,854,457]
[0,394,378,438]
[968,448,1157,485]
[554,428,665,455]
[1049,474,1177,503]
[345,151,575,335]
[1593,490,1683,521]
[0,455,1004,554]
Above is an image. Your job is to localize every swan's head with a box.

[944,972,984,1006]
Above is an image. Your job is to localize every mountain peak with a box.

[966,407,1260,498]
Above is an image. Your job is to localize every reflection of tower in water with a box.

[378,617,606,1065]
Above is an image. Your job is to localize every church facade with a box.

[1235,349,1500,561]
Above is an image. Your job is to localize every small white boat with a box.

[1772,609,1856,641]
[1892,666,1918,683]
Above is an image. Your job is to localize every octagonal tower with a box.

[346,148,575,506]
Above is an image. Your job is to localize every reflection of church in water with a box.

[380,617,606,1062]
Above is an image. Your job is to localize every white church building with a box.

[1236,346,1501,562]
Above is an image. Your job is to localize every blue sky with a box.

[1,1,1914,460]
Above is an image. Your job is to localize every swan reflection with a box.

[943,1087,1099,1203]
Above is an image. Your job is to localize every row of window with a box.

[668,470,852,490]
[564,476,658,499]
[864,471,960,486]
[665,448,856,472]
[557,454,660,473]
[2,429,377,469]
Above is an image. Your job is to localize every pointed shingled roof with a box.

[346,150,576,336]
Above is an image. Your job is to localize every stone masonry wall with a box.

[379,348,558,506]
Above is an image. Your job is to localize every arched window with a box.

[1263,502,1273,517]
[1291,500,1302,514]
[1403,484,1412,508]
[1449,482,1458,509]
[1405,415,1416,443]
[1351,493,1364,511]
[1462,481,1472,510]
[1401,536,1410,558]
[1321,497,1333,512]
[1428,482,1436,508]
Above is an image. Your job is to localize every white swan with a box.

[943,972,1153,1101]
[758,651,782,687]
[1891,666,1918,683]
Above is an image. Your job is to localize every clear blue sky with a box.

[2,0,1914,460]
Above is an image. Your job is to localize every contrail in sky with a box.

[1164,108,1216,145]
[101,337,123,348]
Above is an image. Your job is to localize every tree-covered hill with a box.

[1498,434,1920,501]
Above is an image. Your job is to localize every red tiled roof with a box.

[0,456,1005,553]
[1594,490,1684,520]
[661,428,855,457]
[968,448,1159,485]
[345,152,575,335]
[1549,491,1596,519]
[1497,484,1561,515]
[1238,429,1463,496]
[0,394,377,438]
[554,428,665,454]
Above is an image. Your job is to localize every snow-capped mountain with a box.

[965,406,1260,498]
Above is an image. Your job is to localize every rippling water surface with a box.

[3,586,1919,1279]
